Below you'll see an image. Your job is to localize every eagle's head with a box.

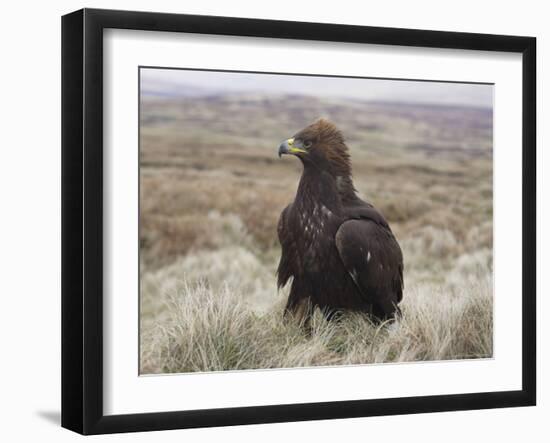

[278,119,355,196]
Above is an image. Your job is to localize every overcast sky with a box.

[141,68,493,108]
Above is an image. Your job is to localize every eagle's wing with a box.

[276,203,296,289]
[335,217,403,317]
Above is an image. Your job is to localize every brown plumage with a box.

[276,119,403,324]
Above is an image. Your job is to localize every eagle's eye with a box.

[303,140,312,149]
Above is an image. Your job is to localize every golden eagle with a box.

[277,119,403,324]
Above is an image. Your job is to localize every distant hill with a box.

[140,88,492,159]
[140,77,222,98]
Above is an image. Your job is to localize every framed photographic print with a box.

[61,8,536,435]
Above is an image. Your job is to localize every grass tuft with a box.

[141,267,492,374]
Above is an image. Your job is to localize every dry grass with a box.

[139,92,493,373]
[140,247,492,373]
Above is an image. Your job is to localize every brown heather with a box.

[139,93,493,373]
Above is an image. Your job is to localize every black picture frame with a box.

[61,8,536,435]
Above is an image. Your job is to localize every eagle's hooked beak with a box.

[278,138,307,158]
